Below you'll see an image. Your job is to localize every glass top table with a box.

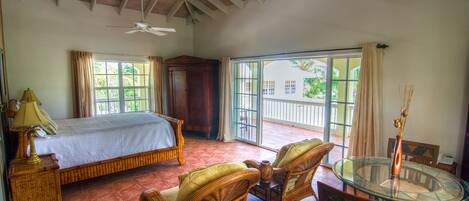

[333,157,469,201]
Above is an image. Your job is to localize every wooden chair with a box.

[140,168,260,201]
[317,181,371,201]
[387,138,439,167]
[245,143,334,201]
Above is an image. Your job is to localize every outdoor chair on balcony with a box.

[245,139,334,201]
[140,162,260,201]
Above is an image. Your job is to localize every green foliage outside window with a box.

[303,78,326,99]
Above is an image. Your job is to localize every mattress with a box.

[34,112,176,169]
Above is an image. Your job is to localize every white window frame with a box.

[263,80,275,95]
[93,60,151,115]
[285,80,296,94]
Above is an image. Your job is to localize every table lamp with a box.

[20,88,42,105]
[12,101,49,164]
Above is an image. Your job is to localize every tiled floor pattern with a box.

[62,137,345,201]
[261,121,349,163]
[262,121,350,150]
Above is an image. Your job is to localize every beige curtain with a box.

[348,43,384,157]
[217,57,234,142]
[71,51,94,118]
[149,56,164,114]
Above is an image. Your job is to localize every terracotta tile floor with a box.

[62,137,344,201]
[261,121,324,150]
[262,121,348,163]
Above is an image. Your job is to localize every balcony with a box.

[259,98,352,162]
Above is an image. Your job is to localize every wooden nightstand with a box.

[9,154,62,201]
[437,162,457,175]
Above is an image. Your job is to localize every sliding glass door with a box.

[325,56,361,164]
[233,61,261,144]
[232,52,361,165]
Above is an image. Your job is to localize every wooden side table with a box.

[250,180,280,201]
[437,162,457,175]
[9,154,62,201]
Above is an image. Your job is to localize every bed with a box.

[13,112,185,185]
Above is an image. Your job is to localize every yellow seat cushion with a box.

[160,187,179,201]
[272,138,323,168]
[176,162,247,201]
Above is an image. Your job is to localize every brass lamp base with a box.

[27,128,41,164]
[27,153,41,164]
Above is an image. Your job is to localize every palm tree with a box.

[290,59,316,72]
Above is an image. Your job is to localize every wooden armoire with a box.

[166,56,219,139]
[462,104,469,180]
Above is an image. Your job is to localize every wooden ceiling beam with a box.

[90,0,97,11]
[206,0,229,14]
[145,0,158,18]
[187,0,216,19]
[119,0,129,15]
[144,0,159,18]
[229,0,244,8]
[184,1,201,23]
[167,0,185,22]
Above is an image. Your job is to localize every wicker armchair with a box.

[245,142,334,201]
[140,168,260,201]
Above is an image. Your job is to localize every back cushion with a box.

[273,138,323,168]
[177,162,247,201]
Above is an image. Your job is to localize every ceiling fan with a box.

[107,0,176,36]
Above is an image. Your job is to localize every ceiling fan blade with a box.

[125,29,140,34]
[107,25,134,28]
[150,27,176,32]
[147,30,167,36]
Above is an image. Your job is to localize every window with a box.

[93,61,150,115]
[263,81,275,95]
[244,82,252,93]
[285,80,296,94]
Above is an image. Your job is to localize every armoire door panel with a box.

[170,71,188,123]
[187,70,209,128]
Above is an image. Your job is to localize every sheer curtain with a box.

[71,51,94,118]
[217,57,234,142]
[149,56,164,114]
[348,43,384,157]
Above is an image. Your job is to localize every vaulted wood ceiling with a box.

[73,0,257,23]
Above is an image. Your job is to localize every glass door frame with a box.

[323,54,362,166]
[232,50,362,159]
[232,60,263,146]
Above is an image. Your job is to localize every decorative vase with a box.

[390,135,403,179]
[259,160,273,183]
[390,85,414,179]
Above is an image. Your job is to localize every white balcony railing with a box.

[263,98,354,131]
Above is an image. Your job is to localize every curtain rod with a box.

[231,43,388,60]
[91,52,150,57]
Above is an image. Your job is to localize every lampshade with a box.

[20,88,42,105]
[12,101,49,128]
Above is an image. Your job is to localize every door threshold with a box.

[235,139,279,153]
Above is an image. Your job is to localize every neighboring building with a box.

[263,59,327,103]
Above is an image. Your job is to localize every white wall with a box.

[194,0,469,169]
[263,60,326,102]
[4,0,193,119]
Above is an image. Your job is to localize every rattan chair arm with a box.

[140,189,166,201]
[244,160,261,169]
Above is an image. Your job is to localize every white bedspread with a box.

[35,112,176,169]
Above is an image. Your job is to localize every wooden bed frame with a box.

[12,113,185,185]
